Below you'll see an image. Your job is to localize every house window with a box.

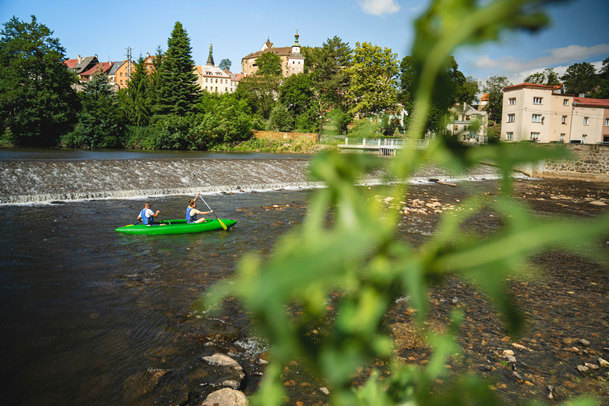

[563,99,569,106]
[530,132,540,141]
[606,118,609,127]
[561,115,567,124]
[532,114,542,123]
[584,117,589,126]
[560,133,565,142]
[508,97,516,105]
[506,132,513,141]
[507,113,515,123]
[533,97,543,104]
[582,134,587,144]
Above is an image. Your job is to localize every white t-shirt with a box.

[142,208,154,219]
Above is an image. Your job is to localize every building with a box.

[113,60,134,90]
[501,83,609,144]
[241,31,304,77]
[195,44,239,94]
[446,102,488,143]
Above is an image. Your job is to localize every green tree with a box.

[235,75,280,120]
[155,22,201,117]
[256,52,282,76]
[219,58,231,71]
[119,56,151,126]
[524,68,560,85]
[484,75,512,124]
[561,62,598,96]
[304,36,352,110]
[279,73,315,118]
[266,104,294,131]
[345,42,399,117]
[65,70,125,148]
[0,16,79,146]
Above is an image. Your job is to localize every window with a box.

[530,132,540,141]
[561,115,567,124]
[560,133,565,142]
[582,134,587,144]
[533,97,543,104]
[508,97,516,105]
[584,117,589,126]
[563,99,569,106]
[507,113,515,123]
[606,118,609,127]
[506,132,513,141]
[532,114,542,123]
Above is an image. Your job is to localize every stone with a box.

[319,387,330,395]
[201,388,248,406]
[576,365,589,374]
[584,362,599,370]
[123,368,167,403]
[589,200,607,206]
[512,371,524,382]
[599,357,609,367]
[512,343,531,351]
[502,349,515,357]
[578,338,590,346]
[202,353,245,390]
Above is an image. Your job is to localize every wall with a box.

[253,130,318,143]
[522,144,609,182]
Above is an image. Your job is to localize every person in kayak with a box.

[186,194,213,224]
[137,202,160,225]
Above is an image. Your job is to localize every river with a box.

[1,150,607,405]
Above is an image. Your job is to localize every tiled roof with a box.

[503,83,562,91]
[573,97,609,108]
[107,61,125,75]
[64,59,78,69]
[80,62,113,77]
[73,56,98,73]
[243,46,300,60]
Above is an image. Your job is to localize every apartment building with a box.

[501,83,609,144]
[241,31,305,77]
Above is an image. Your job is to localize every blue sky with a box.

[1,0,607,84]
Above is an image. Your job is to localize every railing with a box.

[338,138,429,155]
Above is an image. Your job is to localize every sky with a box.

[1,0,608,85]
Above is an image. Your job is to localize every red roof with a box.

[63,58,78,69]
[503,82,562,92]
[80,62,113,77]
[573,97,609,108]
[481,93,489,101]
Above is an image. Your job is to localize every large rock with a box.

[202,353,245,389]
[201,388,248,406]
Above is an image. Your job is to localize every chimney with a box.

[78,55,82,63]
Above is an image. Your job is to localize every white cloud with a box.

[360,0,401,16]
[473,44,609,74]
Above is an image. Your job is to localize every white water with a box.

[0,157,506,205]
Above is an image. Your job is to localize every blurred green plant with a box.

[205,0,606,405]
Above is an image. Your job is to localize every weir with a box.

[0,157,504,204]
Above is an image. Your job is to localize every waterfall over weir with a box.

[0,158,320,204]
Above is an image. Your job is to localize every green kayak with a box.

[115,218,237,235]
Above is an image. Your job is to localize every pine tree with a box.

[123,56,151,126]
[155,22,201,117]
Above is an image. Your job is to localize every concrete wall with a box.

[253,130,319,143]
[524,144,609,182]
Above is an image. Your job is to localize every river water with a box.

[2,150,607,405]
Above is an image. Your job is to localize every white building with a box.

[195,44,239,94]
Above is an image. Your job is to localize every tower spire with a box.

[206,43,215,66]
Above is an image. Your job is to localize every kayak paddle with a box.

[197,195,228,231]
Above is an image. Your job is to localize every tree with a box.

[599,57,609,80]
[65,70,125,148]
[234,75,280,120]
[255,52,282,76]
[219,58,231,71]
[119,56,151,126]
[345,42,399,117]
[155,22,201,117]
[484,76,512,124]
[266,104,294,132]
[524,68,560,85]
[0,16,79,146]
[304,36,353,110]
[561,62,598,96]
[279,73,315,118]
